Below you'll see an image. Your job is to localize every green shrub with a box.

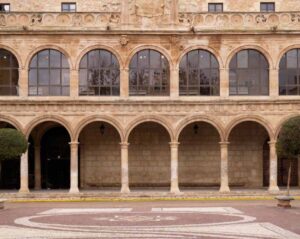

[0,128,28,160]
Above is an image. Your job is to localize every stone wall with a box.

[2,0,300,13]
[79,122,121,188]
[178,123,220,187]
[0,0,121,12]
[228,122,269,188]
[128,123,171,187]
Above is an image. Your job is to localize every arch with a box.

[25,115,73,140]
[176,45,224,69]
[0,45,23,69]
[225,115,274,141]
[275,114,300,139]
[74,115,125,142]
[225,45,274,70]
[75,44,124,70]
[0,115,23,132]
[125,115,174,142]
[25,45,73,70]
[175,115,225,142]
[276,44,300,69]
[125,45,174,70]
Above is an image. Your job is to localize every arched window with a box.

[129,49,170,96]
[279,49,300,95]
[29,49,70,96]
[79,49,120,96]
[0,49,19,96]
[179,50,219,96]
[229,49,269,95]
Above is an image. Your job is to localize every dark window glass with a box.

[229,49,269,96]
[0,49,19,95]
[0,4,10,12]
[179,50,219,96]
[279,49,300,95]
[129,49,170,96]
[79,49,120,96]
[208,3,223,12]
[28,49,70,96]
[260,2,275,12]
[61,3,76,12]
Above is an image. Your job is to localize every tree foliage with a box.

[0,128,27,161]
[276,117,300,159]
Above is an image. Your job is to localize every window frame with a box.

[0,3,10,12]
[260,2,275,12]
[28,49,70,96]
[0,49,19,96]
[229,49,269,96]
[279,49,300,95]
[179,49,220,96]
[129,49,170,96]
[79,49,120,96]
[208,3,223,13]
[61,2,77,12]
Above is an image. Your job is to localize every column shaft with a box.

[120,68,129,98]
[220,68,229,97]
[170,68,179,98]
[19,150,29,193]
[69,142,79,193]
[34,145,41,190]
[120,142,130,193]
[268,141,280,191]
[170,142,180,194]
[219,142,230,192]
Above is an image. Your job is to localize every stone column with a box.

[220,68,229,97]
[219,142,230,192]
[69,142,79,193]
[268,140,280,192]
[70,69,79,98]
[170,142,180,194]
[18,68,28,98]
[120,68,129,98]
[34,145,41,190]
[19,150,29,193]
[170,68,179,98]
[120,142,130,193]
[269,68,279,97]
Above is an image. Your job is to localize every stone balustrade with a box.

[0,11,300,32]
[178,12,300,32]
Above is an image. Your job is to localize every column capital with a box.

[69,141,79,146]
[169,141,180,147]
[268,140,277,145]
[219,141,230,146]
[120,142,130,148]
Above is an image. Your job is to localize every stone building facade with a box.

[0,0,299,195]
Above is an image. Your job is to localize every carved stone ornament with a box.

[134,0,165,18]
[30,14,43,26]
[0,15,6,26]
[120,35,129,46]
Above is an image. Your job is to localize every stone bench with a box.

[0,199,6,209]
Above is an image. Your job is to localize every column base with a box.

[219,185,230,193]
[18,188,30,194]
[69,187,79,193]
[268,185,280,192]
[170,186,182,195]
[121,185,130,193]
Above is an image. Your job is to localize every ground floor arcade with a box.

[0,118,299,194]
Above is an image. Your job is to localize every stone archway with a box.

[0,122,20,190]
[128,122,171,190]
[28,121,72,190]
[78,121,122,190]
[178,122,221,189]
[227,121,270,189]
